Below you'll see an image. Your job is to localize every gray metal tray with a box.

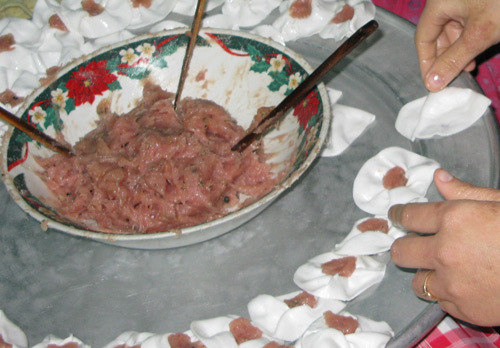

[1,7,498,348]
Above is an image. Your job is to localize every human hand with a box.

[389,168,500,326]
[415,0,500,91]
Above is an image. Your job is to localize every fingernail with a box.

[388,204,405,229]
[426,73,445,90]
[436,169,453,183]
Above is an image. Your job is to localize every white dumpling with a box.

[190,315,275,348]
[0,310,28,348]
[296,311,393,348]
[272,0,346,42]
[352,146,440,215]
[319,0,375,41]
[321,103,375,157]
[334,216,406,256]
[221,0,281,27]
[32,335,90,348]
[396,87,492,141]
[247,290,345,342]
[293,252,387,301]
[103,331,157,348]
[127,0,178,31]
[55,0,133,39]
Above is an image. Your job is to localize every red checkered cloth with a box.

[416,316,500,348]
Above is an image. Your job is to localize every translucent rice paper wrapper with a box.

[221,0,281,28]
[32,335,90,348]
[272,0,346,42]
[247,290,346,342]
[173,0,225,16]
[127,0,178,31]
[321,103,375,157]
[103,330,200,348]
[47,0,134,39]
[396,87,492,141]
[319,0,376,41]
[295,311,393,348]
[353,146,440,215]
[293,252,387,301]
[190,315,277,348]
[0,310,27,348]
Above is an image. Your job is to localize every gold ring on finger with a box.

[422,270,439,302]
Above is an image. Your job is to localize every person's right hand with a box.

[415,0,500,91]
[389,169,500,326]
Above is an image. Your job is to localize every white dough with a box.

[293,252,387,301]
[352,146,440,215]
[322,103,375,157]
[334,216,406,255]
[295,311,393,348]
[221,0,281,28]
[247,290,345,342]
[32,335,89,348]
[0,310,28,348]
[396,87,492,141]
[319,0,376,41]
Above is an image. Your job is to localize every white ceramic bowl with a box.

[0,28,331,249]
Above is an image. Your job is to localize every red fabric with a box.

[372,0,500,124]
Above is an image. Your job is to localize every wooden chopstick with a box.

[231,20,379,152]
[0,106,73,157]
[173,0,208,110]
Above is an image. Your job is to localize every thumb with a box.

[434,168,500,202]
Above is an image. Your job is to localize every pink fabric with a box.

[373,0,500,124]
[416,316,500,348]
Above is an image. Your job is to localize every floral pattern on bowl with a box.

[1,28,331,249]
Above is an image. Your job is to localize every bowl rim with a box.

[0,27,332,244]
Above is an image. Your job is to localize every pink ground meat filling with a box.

[323,311,359,335]
[37,82,284,234]
[357,217,389,233]
[284,291,318,308]
[321,256,357,277]
[229,317,263,344]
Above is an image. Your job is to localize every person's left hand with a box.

[389,168,500,326]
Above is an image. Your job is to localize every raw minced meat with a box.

[37,82,285,234]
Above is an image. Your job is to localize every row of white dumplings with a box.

[0,0,374,119]
[0,128,448,347]
[0,85,492,348]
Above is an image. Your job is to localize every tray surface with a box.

[0,8,498,348]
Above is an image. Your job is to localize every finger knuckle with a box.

[445,280,467,299]
[459,23,493,54]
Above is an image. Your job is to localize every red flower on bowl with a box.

[65,60,117,106]
[293,90,319,130]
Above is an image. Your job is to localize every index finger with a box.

[388,201,446,234]
[414,1,456,78]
